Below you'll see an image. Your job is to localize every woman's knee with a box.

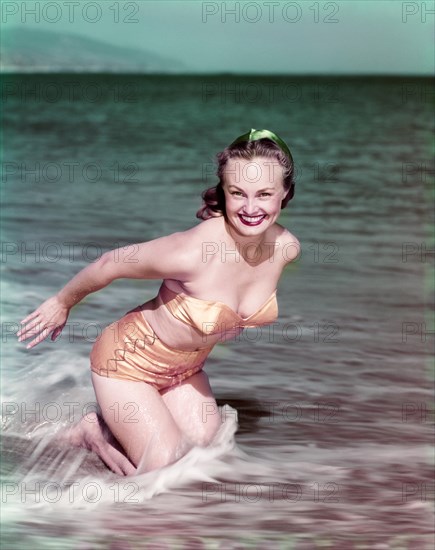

[198,402,221,446]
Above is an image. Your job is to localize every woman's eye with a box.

[230,191,271,197]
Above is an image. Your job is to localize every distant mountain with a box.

[1,27,188,73]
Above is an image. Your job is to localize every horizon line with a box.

[1,70,433,78]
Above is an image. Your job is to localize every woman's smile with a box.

[238,213,267,226]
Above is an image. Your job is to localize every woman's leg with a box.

[90,372,193,473]
[160,370,222,448]
[63,371,221,476]
[62,411,136,476]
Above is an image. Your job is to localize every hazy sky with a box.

[3,0,433,74]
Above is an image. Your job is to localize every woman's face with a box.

[222,156,288,236]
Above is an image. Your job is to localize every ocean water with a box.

[1,74,434,549]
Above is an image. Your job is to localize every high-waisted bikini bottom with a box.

[90,309,214,391]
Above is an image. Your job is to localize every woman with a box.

[16,129,300,476]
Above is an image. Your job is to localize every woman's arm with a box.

[17,256,112,348]
[55,255,113,309]
[17,230,199,348]
[97,231,198,281]
[58,230,197,307]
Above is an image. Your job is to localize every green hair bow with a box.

[230,128,293,162]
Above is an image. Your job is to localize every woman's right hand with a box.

[16,294,70,349]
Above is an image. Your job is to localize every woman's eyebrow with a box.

[228,185,275,191]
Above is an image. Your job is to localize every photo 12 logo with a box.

[1,2,141,24]
[201,2,340,24]
[402,2,435,23]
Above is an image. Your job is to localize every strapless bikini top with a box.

[158,281,278,336]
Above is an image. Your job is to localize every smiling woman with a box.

[16,129,300,476]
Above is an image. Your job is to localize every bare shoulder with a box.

[183,216,222,236]
[180,216,226,245]
[273,223,301,264]
[149,220,211,270]
[174,216,218,242]
[101,221,210,281]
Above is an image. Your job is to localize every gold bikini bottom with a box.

[90,309,213,391]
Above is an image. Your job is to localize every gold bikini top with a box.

[159,281,278,336]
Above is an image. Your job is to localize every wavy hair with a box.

[196,138,295,220]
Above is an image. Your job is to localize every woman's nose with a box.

[243,197,260,214]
